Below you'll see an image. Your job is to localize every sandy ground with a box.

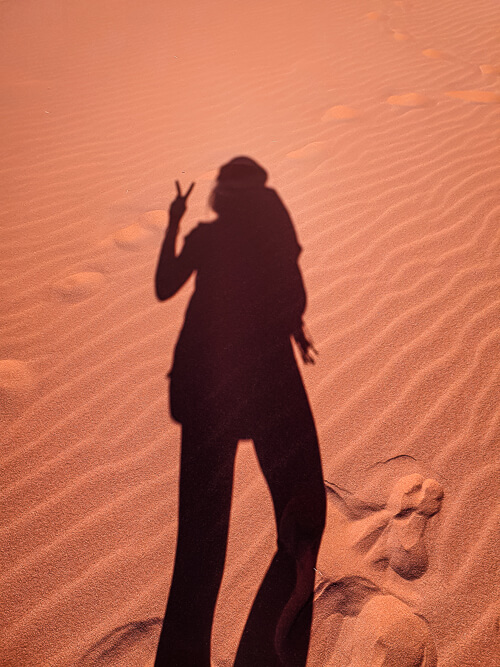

[1,0,499,665]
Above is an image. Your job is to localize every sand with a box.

[1,0,499,665]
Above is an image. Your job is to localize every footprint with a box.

[480,64,500,76]
[321,106,362,121]
[312,578,437,666]
[422,48,450,60]
[445,90,500,104]
[313,476,442,664]
[78,618,162,667]
[384,475,444,580]
[51,271,105,302]
[364,11,389,22]
[386,474,443,518]
[314,575,379,617]
[345,594,438,667]
[392,30,412,42]
[0,359,35,394]
[311,576,380,665]
[286,141,326,160]
[386,93,434,107]
[137,210,168,232]
[322,474,443,581]
[111,223,153,250]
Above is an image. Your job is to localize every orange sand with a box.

[1,0,499,665]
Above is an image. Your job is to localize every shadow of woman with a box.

[154,157,325,666]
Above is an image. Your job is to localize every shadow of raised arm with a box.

[155,181,196,301]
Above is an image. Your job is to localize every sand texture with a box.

[1,0,499,665]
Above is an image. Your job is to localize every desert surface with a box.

[1,0,499,665]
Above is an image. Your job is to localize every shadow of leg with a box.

[154,425,237,667]
[235,545,298,667]
[235,417,325,667]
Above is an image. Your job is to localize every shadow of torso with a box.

[169,187,308,435]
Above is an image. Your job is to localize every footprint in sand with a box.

[51,271,106,302]
[344,593,437,666]
[111,223,154,249]
[0,359,35,395]
[78,618,162,666]
[98,222,154,255]
[0,359,36,417]
[321,106,362,122]
[137,210,168,232]
[93,213,166,271]
[422,48,450,61]
[373,474,444,579]
[445,90,500,104]
[312,576,437,666]
[105,210,172,251]
[386,93,434,107]
[310,474,443,665]
[480,64,500,76]
[286,141,326,160]
[364,11,389,23]
[334,473,444,579]
[391,30,412,42]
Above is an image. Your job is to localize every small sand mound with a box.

[480,64,500,75]
[446,90,500,104]
[422,48,449,60]
[112,223,152,249]
[365,11,388,22]
[0,360,35,394]
[52,272,105,302]
[387,93,434,107]
[321,105,362,121]
[392,31,412,42]
[286,142,325,160]
[137,210,168,231]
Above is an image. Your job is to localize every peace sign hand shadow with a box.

[169,180,195,226]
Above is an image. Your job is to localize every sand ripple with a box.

[1,0,499,665]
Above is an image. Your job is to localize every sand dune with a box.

[1,0,499,664]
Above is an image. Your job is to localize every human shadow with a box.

[154,157,326,666]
